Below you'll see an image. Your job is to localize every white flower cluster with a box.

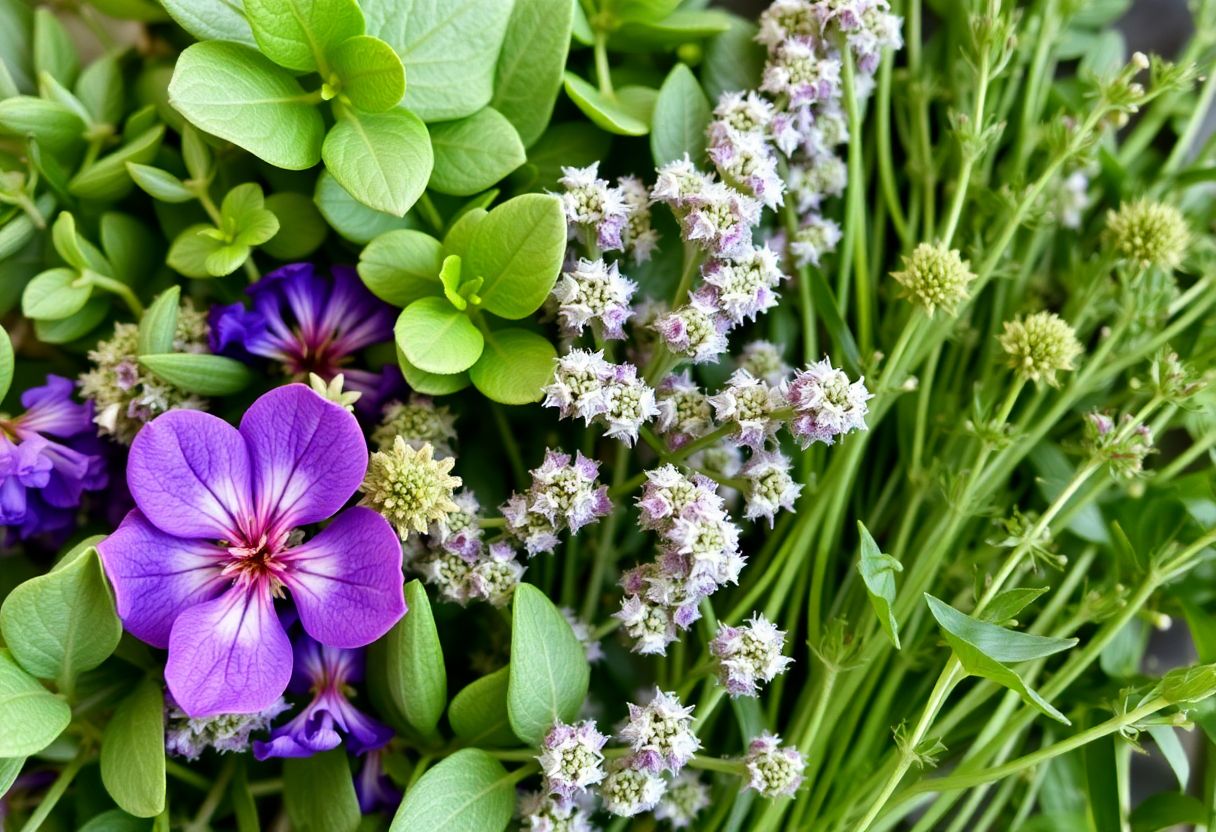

[542,349,659,445]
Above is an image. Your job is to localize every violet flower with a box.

[98,384,406,717]
[253,634,392,759]
[0,375,107,540]
[210,263,401,416]
[356,748,402,813]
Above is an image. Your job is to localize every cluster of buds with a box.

[558,162,657,264]
[542,349,659,445]
[891,242,976,317]
[501,450,612,556]
[743,732,807,798]
[710,614,794,696]
[617,689,701,774]
[616,466,745,654]
[371,394,458,458]
[1084,412,1155,479]
[549,258,638,341]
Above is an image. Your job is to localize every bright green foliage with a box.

[389,749,515,832]
[322,106,432,216]
[507,583,590,745]
[100,679,166,818]
[448,667,519,747]
[650,63,710,165]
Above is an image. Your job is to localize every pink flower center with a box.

[222,530,291,596]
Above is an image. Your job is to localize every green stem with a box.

[593,32,614,97]
[940,47,991,246]
[1162,54,1216,175]
[491,404,528,490]
[581,443,630,621]
[18,749,89,832]
[687,754,744,775]
[87,273,144,316]
[839,45,872,355]
[184,755,236,832]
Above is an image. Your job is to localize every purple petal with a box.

[239,385,368,534]
[281,507,404,648]
[127,409,253,541]
[98,510,229,648]
[166,584,292,718]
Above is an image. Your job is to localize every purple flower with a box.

[253,634,392,759]
[356,748,402,813]
[0,375,107,540]
[210,264,401,416]
[98,384,406,717]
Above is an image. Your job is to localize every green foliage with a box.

[562,73,656,136]
[469,328,557,405]
[100,678,166,818]
[856,521,901,649]
[507,583,590,745]
[0,649,70,757]
[428,108,526,196]
[492,0,573,147]
[244,0,365,74]
[389,749,515,832]
[374,580,447,736]
[466,193,565,318]
[328,35,406,113]
[138,353,253,396]
[284,749,360,832]
[322,106,432,215]
[448,667,519,747]
[650,63,710,165]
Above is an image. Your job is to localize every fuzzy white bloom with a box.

[516,791,597,832]
[599,759,667,817]
[619,689,701,774]
[616,594,680,655]
[468,541,525,607]
[538,720,608,800]
[700,245,786,324]
[373,394,458,457]
[655,372,716,448]
[788,155,847,214]
[551,258,637,340]
[528,450,612,534]
[709,128,786,210]
[636,465,723,532]
[601,362,660,446]
[761,39,842,106]
[654,292,732,364]
[744,733,806,798]
[543,348,615,423]
[651,155,715,208]
[681,181,762,258]
[740,450,802,524]
[710,614,794,696]
[738,341,792,386]
[427,489,483,558]
[558,163,628,251]
[789,215,843,267]
[709,369,786,450]
[619,175,660,263]
[785,358,871,447]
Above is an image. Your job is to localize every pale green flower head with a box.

[998,311,1082,387]
[1105,198,1190,270]
[360,438,461,538]
[891,242,976,316]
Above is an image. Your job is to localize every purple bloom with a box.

[356,748,402,813]
[98,384,406,717]
[210,264,401,416]
[0,375,107,540]
[253,634,392,759]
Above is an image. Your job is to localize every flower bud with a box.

[890,242,976,316]
[1105,199,1190,270]
[998,311,1082,387]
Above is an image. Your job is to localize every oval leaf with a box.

[0,326,13,403]
[284,749,360,832]
[469,328,557,405]
[329,34,405,113]
[396,347,471,396]
[562,73,655,136]
[22,268,91,322]
[448,667,518,747]
[323,106,433,216]
[358,229,444,307]
[379,580,445,736]
[394,297,483,375]
[0,649,70,757]
[244,0,365,73]
[101,678,166,818]
[137,286,181,356]
[314,170,412,244]
[491,0,573,147]
[428,107,525,196]
[507,583,590,745]
[466,193,565,319]
[650,63,709,165]
[138,353,253,396]
[389,748,515,832]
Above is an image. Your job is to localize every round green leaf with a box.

[650,63,710,165]
[139,353,253,396]
[394,297,483,374]
[284,749,360,832]
[323,106,433,216]
[22,268,91,321]
[262,192,328,259]
[166,224,224,279]
[369,580,445,736]
[389,749,515,832]
[448,667,519,747]
[507,583,590,745]
[68,125,165,201]
[0,649,70,758]
[159,0,256,46]
[314,170,412,244]
[442,207,487,259]
[34,299,108,345]
[562,72,656,136]
[329,35,405,113]
[396,346,471,396]
[100,678,165,818]
[168,42,325,170]
[245,0,365,73]
[466,193,565,319]
[469,328,557,405]
[428,107,525,196]
[358,228,444,307]
[0,547,121,687]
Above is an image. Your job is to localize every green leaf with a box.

[0,755,25,801]
[925,594,1076,724]
[397,346,471,395]
[442,207,486,259]
[78,810,151,832]
[167,224,228,278]
[428,107,525,196]
[563,73,656,136]
[702,14,765,103]
[377,580,445,735]
[0,193,55,262]
[358,229,444,307]
[76,54,124,127]
[138,287,181,356]
[1083,735,1120,832]
[507,583,590,745]
[512,121,611,192]
[181,123,212,181]
[0,96,85,150]
[978,587,1049,625]
[329,35,405,113]
[244,0,365,73]
[0,325,12,402]
[100,678,166,818]
[448,667,518,747]
[439,254,465,309]
[364,0,513,122]
[139,353,253,396]
[1130,793,1206,832]
[466,193,565,319]
[51,212,98,273]
[22,268,91,321]
[609,9,732,50]
[650,63,709,165]
[168,42,325,170]
[262,192,327,259]
[389,749,515,832]
[159,0,256,46]
[88,0,169,21]
[323,106,432,215]
[222,183,280,247]
[314,170,412,244]
[0,649,70,757]
[470,328,557,405]
[0,547,121,687]
[1146,725,1188,790]
[856,521,901,649]
[395,297,483,374]
[39,70,91,125]
[101,212,156,283]
[126,163,195,203]
[284,749,360,832]
[68,125,165,201]
[232,759,261,832]
[34,299,109,345]
[1159,663,1216,705]
[0,1,33,93]
[33,9,77,87]
[491,0,573,147]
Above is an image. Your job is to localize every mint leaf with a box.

[394,296,483,374]
[245,0,364,73]
[507,583,590,745]
[563,73,656,136]
[126,163,195,203]
[397,347,471,396]
[650,63,710,165]
[0,96,85,150]
[470,328,557,405]
[449,668,518,747]
[856,521,901,650]
[313,170,412,244]
[262,192,328,259]
[0,649,70,757]
[389,749,515,832]
[364,0,513,121]
[137,287,181,356]
[68,124,165,201]
[329,35,405,113]
[491,0,573,147]
[428,106,525,196]
[467,193,566,319]
[375,580,446,735]
[139,353,253,396]
[0,326,12,403]
[22,268,91,321]
[702,13,766,102]
[159,0,256,46]
[167,224,226,278]
[222,183,280,247]
[322,106,432,215]
[284,750,361,832]
[169,41,325,170]
[100,679,166,818]
[358,228,444,307]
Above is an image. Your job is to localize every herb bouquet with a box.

[1,0,1215,829]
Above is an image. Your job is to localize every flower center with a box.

[222,532,291,596]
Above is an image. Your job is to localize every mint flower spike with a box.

[890,242,976,317]
[656,773,711,828]
[165,694,289,761]
[741,450,803,524]
[558,162,629,252]
[550,257,638,340]
[709,368,786,450]
[619,688,701,774]
[538,719,608,800]
[711,614,795,696]
[98,384,406,718]
[744,732,807,798]
[785,358,872,447]
[998,311,1083,387]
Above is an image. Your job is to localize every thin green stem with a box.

[840,45,872,355]
[18,749,89,832]
[184,755,236,832]
[593,32,614,97]
[87,273,144,316]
